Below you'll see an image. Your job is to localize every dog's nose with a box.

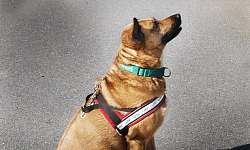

[166,14,181,21]
[176,13,181,19]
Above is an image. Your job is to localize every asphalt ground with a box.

[0,0,249,149]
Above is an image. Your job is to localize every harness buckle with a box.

[115,128,123,136]
[115,126,128,137]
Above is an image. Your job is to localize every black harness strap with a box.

[81,93,136,136]
[82,93,136,112]
[96,94,128,136]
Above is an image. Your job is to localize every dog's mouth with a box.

[161,14,182,45]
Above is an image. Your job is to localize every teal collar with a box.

[119,64,171,77]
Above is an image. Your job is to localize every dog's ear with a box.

[132,18,144,43]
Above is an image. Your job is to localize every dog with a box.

[57,14,182,150]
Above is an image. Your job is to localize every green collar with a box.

[119,64,170,77]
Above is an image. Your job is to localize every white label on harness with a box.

[116,95,164,130]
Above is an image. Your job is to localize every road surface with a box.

[0,0,249,149]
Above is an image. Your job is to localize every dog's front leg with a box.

[146,136,156,150]
[126,139,147,150]
[126,137,155,150]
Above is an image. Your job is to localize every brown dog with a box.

[57,14,182,150]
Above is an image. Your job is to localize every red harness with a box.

[82,93,166,138]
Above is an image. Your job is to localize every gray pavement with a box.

[0,0,249,149]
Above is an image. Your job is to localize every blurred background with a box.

[0,0,249,149]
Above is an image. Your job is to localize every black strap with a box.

[81,93,136,136]
[96,94,129,136]
[82,93,136,113]
[83,93,93,108]
[82,104,100,113]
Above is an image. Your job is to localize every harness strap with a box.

[81,94,136,137]
[81,93,166,138]
[116,95,165,131]
[82,94,136,113]
[96,94,129,136]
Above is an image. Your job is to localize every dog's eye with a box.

[153,21,159,29]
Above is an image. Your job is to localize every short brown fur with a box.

[57,14,182,150]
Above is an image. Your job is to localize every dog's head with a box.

[121,14,182,51]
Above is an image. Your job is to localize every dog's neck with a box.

[100,45,166,108]
[114,45,164,69]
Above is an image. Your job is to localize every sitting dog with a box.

[57,14,182,150]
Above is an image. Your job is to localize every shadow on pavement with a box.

[220,144,250,150]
